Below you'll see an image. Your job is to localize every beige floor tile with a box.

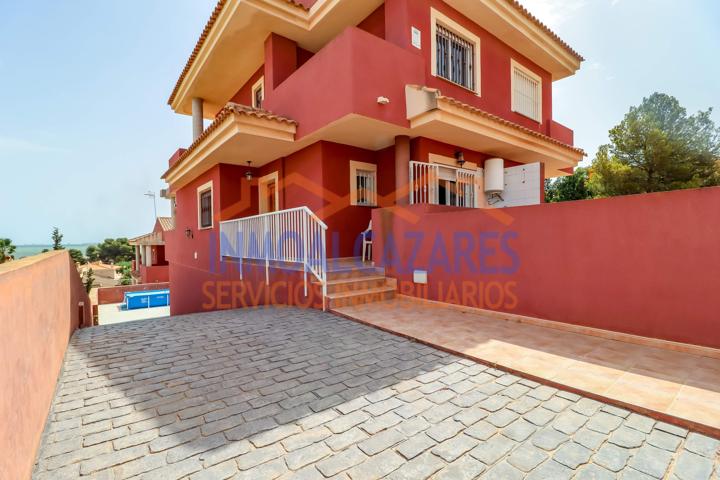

[603,371,682,412]
[667,385,720,430]
[334,297,719,430]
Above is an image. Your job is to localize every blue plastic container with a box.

[124,289,170,310]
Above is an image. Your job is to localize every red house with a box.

[162,0,584,315]
[129,217,173,284]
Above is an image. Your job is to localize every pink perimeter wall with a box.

[0,251,92,480]
[372,187,720,349]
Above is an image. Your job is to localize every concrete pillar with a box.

[145,246,152,267]
[192,97,204,141]
[394,135,411,205]
[135,246,140,270]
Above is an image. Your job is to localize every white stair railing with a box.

[219,207,328,309]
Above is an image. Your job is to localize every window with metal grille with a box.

[436,24,475,90]
[199,189,212,228]
[512,63,542,121]
[355,169,376,206]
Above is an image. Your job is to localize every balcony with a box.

[165,27,424,188]
[165,26,582,188]
[264,26,425,145]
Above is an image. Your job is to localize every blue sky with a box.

[1,0,718,244]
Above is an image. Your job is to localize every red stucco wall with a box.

[169,261,323,316]
[372,187,720,349]
[384,0,554,133]
[140,264,170,284]
[357,4,386,39]
[0,251,91,480]
[255,3,563,141]
[264,27,425,138]
[218,0,572,148]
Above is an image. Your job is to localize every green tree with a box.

[589,93,720,197]
[86,245,99,262]
[83,268,95,293]
[51,227,64,250]
[119,265,134,286]
[0,238,16,263]
[68,248,87,265]
[96,238,134,264]
[545,167,594,203]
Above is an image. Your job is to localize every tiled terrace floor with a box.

[334,297,720,434]
[34,308,719,479]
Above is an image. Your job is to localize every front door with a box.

[259,171,279,214]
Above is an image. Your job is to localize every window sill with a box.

[197,225,214,231]
[434,74,480,96]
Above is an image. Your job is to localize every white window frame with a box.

[251,76,265,109]
[258,171,280,214]
[197,180,213,230]
[511,59,543,123]
[350,160,377,207]
[430,8,481,96]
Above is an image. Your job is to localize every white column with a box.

[192,97,204,141]
[135,246,140,270]
[145,246,152,267]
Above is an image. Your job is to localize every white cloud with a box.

[519,0,587,29]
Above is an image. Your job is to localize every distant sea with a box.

[14,244,94,259]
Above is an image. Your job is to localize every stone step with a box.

[322,275,389,295]
[326,266,385,281]
[327,285,396,309]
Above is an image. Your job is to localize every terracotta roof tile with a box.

[167,0,309,106]
[163,103,297,178]
[157,217,175,231]
[432,90,585,156]
[508,0,584,61]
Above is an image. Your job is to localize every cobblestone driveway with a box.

[34,308,719,479]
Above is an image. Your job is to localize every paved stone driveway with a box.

[34,308,719,479]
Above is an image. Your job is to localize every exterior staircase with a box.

[316,258,396,309]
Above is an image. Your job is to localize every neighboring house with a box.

[128,217,173,284]
[162,0,583,315]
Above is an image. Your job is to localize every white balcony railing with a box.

[409,161,479,208]
[219,206,328,308]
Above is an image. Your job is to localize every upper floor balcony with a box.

[165,26,582,188]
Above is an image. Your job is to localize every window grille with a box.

[436,25,475,90]
[199,190,212,228]
[355,169,376,206]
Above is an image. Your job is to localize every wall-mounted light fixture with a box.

[377,96,390,105]
[245,161,253,181]
[184,228,193,239]
[455,150,466,168]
